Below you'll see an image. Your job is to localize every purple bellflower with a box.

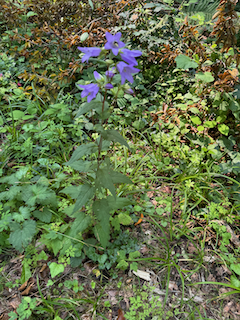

[105,83,113,89]
[77,47,101,63]
[78,83,99,102]
[105,32,125,56]
[117,62,140,85]
[120,49,142,66]
[105,67,115,78]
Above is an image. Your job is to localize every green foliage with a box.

[125,285,173,320]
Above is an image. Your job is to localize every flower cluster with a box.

[77,32,142,102]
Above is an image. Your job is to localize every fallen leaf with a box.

[133,270,151,281]
[117,309,125,320]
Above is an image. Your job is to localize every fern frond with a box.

[182,0,220,21]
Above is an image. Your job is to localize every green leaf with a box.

[175,54,198,70]
[49,262,64,278]
[203,120,217,128]
[22,184,57,207]
[129,251,141,260]
[230,275,240,288]
[27,11,38,17]
[190,116,201,125]
[73,183,95,213]
[33,207,52,223]
[60,185,82,199]
[20,260,32,283]
[231,264,240,276]
[218,124,229,136]
[88,0,94,9]
[195,72,214,83]
[12,110,25,120]
[75,100,101,118]
[70,211,91,238]
[130,262,138,271]
[93,199,110,248]
[9,220,36,252]
[118,213,133,225]
[107,196,132,211]
[96,167,116,198]
[116,260,128,270]
[197,125,204,131]
[103,129,131,151]
[111,171,133,185]
[66,143,98,165]
[68,160,92,172]
[80,32,89,42]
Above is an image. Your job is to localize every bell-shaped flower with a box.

[105,32,125,56]
[105,83,113,89]
[117,62,140,84]
[120,49,142,66]
[105,67,115,78]
[78,83,99,102]
[77,47,101,63]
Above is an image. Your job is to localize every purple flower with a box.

[117,62,140,84]
[105,68,115,78]
[94,71,101,80]
[125,88,134,95]
[78,83,99,102]
[105,32,125,56]
[120,49,142,66]
[105,83,113,89]
[77,47,101,63]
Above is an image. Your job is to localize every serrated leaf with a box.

[111,171,133,184]
[175,54,198,70]
[103,130,131,150]
[96,167,116,198]
[49,262,64,278]
[60,185,82,199]
[218,124,229,136]
[70,211,91,238]
[33,207,52,223]
[68,160,92,172]
[75,100,100,118]
[9,220,36,252]
[66,143,98,165]
[107,196,132,211]
[231,263,240,276]
[118,213,133,225]
[93,199,110,248]
[73,183,95,213]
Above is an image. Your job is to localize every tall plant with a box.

[63,32,142,249]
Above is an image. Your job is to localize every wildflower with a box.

[105,32,125,56]
[125,87,134,95]
[77,47,101,63]
[117,62,140,84]
[120,49,142,66]
[78,83,99,102]
[93,71,101,80]
[105,83,113,89]
[105,68,115,78]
